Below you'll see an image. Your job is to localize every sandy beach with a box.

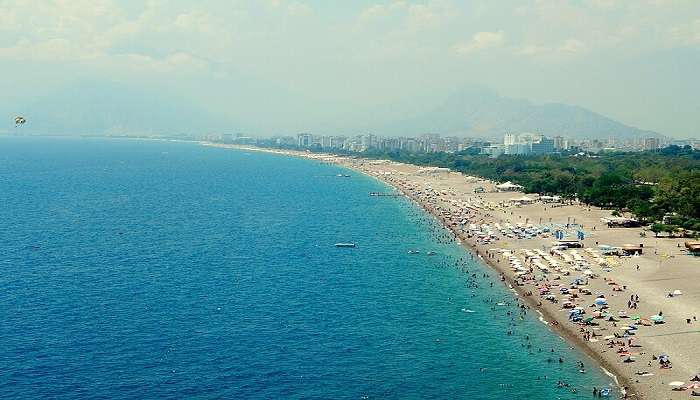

[209,143,700,399]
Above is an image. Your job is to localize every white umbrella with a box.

[673,289,682,296]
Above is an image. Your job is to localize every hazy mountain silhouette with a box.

[5,83,663,140]
[386,86,663,139]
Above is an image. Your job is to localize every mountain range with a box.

[385,86,663,140]
[4,83,663,140]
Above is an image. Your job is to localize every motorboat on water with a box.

[335,243,356,248]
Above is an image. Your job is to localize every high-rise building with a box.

[553,136,566,150]
[504,133,517,146]
[531,136,555,155]
[644,137,660,150]
[297,133,312,147]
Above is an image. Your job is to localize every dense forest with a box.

[260,141,700,233]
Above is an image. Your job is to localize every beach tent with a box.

[672,289,683,296]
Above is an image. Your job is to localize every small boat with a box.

[426,251,436,256]
[408,250,420,254]
[336,174,350,177]
[335,243,356,248]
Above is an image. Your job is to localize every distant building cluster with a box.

[200,130,699,157]
[286,133,482,153]
[478,132,693,158]
[481,132,557,158]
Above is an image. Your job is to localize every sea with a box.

[0,137,612,399]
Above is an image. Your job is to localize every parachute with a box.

[15,116,26,126]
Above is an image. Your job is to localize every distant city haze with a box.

[1,1,699,138]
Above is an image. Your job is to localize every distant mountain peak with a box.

[387,87,663,140]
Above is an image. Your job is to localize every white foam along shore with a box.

[207,143,700,400]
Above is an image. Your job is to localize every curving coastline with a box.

[207,143,700,400]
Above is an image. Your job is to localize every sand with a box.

[209,144,700,400]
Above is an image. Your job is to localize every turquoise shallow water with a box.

[0,137,612,399]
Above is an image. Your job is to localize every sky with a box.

[0,0,698,138]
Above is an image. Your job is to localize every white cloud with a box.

[667,18,700,46]
[561,39,586,53]
[454,31,505,55]
[287,2,311,17]
[516,39,587,60]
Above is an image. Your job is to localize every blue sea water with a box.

[0,137,612,399]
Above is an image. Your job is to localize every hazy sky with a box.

[1,0,698,137]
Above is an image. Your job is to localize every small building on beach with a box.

[603,217,642,228]
[685,241,700,254]
[496,181,524,192]
[621,244,643,255]
[509,196,536,205]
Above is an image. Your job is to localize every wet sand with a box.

[209,144,700,400]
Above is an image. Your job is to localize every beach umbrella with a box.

[650,315,664,323]
[673,289,683,296]
[594,298,608,306]
[690,374,700,382]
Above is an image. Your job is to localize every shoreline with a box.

[208,143,639,397]
[385,166,638,399]
[207,143,700,400]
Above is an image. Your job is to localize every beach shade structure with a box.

[690,374,700,382]
[630,315,640,320]
[594,297,608,306]
[669,381,685,387]
[673,289,683,296]
[650,315,664,324]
